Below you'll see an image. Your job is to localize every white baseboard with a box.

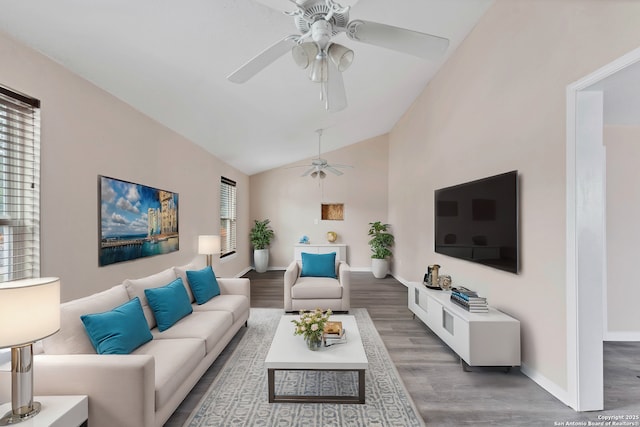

[236,266,252,277]
[349,267,372,272]
[604,331,640,341]
[519,362,571,407]
[392,274,411,287]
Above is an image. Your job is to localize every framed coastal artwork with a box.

[99,175,179,266]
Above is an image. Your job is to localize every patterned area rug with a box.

[183,308,425,427]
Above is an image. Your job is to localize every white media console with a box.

[408,282,521,371]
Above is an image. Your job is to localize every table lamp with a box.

[0,277,60,425]
[198,235,220,267]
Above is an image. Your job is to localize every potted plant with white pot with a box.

[368,221,394,279]
[250,219,275,273]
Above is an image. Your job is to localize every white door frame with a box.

[566,46,640,411]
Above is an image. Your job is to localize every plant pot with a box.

[371,258,388,279]
[254,249,269,273]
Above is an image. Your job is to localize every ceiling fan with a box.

[227,0,450,112]
[292,129,352,178]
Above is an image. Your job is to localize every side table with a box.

[0,396,88,427]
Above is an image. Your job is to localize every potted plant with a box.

[250,219,275,273]
[368,221,394,279]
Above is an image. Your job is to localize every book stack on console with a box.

[450,287,489,313]
[323,321,347,346]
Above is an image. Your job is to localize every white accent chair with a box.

[284,259,350,312]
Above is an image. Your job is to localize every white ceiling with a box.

[0,0,493,175]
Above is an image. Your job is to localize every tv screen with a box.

[434,171,518,273]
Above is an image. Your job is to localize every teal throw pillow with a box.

[186,266,220,305]
[144,278,193,332]
[300,252,337,278]
[80,297,152,355]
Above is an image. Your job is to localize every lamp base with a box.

[0,401,41,425]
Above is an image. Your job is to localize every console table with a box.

[408,282,520,371]
[294,244,346,262]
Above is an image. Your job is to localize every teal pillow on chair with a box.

[80,297,152,354]
[186,266,220,304]
[300,252,337,278]
[144,278,193,332]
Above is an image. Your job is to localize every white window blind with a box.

[220,176,237,258]
[0,86,41,282]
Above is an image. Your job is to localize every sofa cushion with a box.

[144,278,193,332]
[291,277,343,299]
[186,266,220,304]
[80,297,153,355]
[150,311,232,354]
[300,252,337,278]
[124,268,178,329]
[133,337,205,410]
[42,284,130,355]
[193,294,250,323]
[173,262,200,303]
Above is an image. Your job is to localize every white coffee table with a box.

[265,314,368,404]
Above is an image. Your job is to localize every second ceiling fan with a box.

[228,0,450,112]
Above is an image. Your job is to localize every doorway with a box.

[566,46,640,411]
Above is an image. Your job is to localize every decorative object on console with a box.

[291,309,333,351]
[368,221,394,279]
[326,231,337,243]
[0,277,60,425]
[299,235,310,244]
[450,286,488,313]
[438,274,452,290]
[250,219,275,273]
[99,175,179,267]
[198,235,221,267]
[427,264,440,288]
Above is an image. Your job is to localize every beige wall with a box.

[250,134,389,269]
[605,125,640,335]
[0,30,251,302]
[388,0,640,393]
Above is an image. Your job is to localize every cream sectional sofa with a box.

[5,262,250,427]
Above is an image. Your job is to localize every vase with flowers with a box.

[291,308,332,350]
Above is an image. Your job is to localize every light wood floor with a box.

[165,271,640,426]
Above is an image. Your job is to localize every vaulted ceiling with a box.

[0,0,493,175]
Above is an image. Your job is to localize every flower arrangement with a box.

[299,235,310,244]
[291,308,332,349]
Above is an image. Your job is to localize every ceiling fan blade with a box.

[346,20,449,60]
[328,163,353,169]
[326,57,347,112]
[301,166,315,177]
[325,166,344,176]
[227,35,299,83]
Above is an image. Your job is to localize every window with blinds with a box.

[0,86,41,282]
[220,176,237,258]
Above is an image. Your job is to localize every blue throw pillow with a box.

[186,266,220,305]
[80,297,153,355]
[144,278,193,332]
[300,252,337,278]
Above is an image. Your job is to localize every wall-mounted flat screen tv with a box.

[434,171,518,273]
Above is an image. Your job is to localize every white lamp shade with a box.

[292,42,319,69]
[328,43,354,72]
[198,235,221,255]
[0,277,60,348]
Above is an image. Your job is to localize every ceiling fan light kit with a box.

[227,0,450,111]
